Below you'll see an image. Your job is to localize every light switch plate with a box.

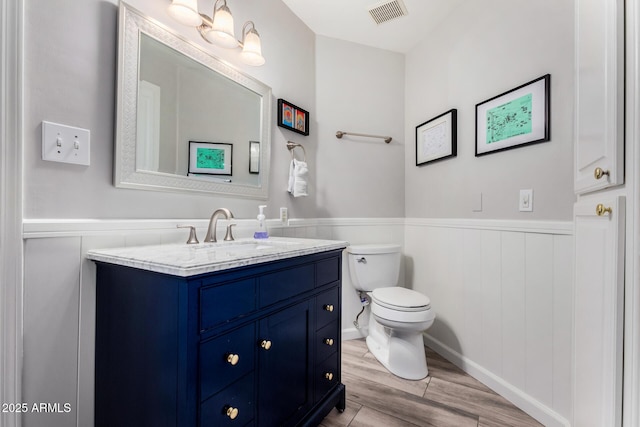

[42,121,90,165]
[519,189,533,212]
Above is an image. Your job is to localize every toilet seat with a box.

[372,287,431,312]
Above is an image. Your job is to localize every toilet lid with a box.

[372,287,431,312]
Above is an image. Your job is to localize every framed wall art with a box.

[277,98,309,136]
[475,74,550,157]
[188,141,232,176]
[415,109,457,166]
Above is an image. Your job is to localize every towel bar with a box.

[336,131,392,144]
[286,141,306,161]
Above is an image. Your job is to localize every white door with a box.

[573,195,625,426]
[574,0,624,194]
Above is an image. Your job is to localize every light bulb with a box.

[240,28,265,66]
[209,4,239,48]
[167,0,201,27]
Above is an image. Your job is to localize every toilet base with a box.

[366,318,429,380]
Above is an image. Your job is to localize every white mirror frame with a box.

[115,2,272,199]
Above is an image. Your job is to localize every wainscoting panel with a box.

[21,218,404,427]
[404,219,573,427]
[22,218,570,427]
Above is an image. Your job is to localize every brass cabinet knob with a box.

[596,203,613,216]
[226,353,240,365]
[325,372,334,381]
[260,340,272,350]
[324,338,334,346]
[324,304,334,312]
[225,406,239,420]
[594,167,610,180]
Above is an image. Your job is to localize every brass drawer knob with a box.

[226,353,240,365]
[325,372,334,381]
[323,304,334,312]
[594,167,610,180]
[596,203,613,216]
[260,340,272,350]
[324,338,334,346]
[225,406,239,420]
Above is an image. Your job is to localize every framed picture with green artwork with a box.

[475,74,550,157]
[188,141,233,176]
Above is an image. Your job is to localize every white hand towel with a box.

[288,159,296,193]
[288,159,308,197]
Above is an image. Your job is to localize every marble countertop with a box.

[86,237,348,277]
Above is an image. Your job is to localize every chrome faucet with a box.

[204,208,235,243]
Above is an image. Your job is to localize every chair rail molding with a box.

[0,0,23,426]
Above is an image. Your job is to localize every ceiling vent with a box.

[367,0,408,25]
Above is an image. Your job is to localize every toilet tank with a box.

[346,244,401,291]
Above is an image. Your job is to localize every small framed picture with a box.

[476,74,550,156]
[188,141,232,176]
[415,109,457,166]
[249,141,260,174]
[277,98,309,136]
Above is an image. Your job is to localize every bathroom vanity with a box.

[87,238,347,427]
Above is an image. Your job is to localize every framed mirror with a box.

[115,3,272,198]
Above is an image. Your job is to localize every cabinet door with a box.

[258,301,312,427]
[574,0,624,194]
[573,195,625,426]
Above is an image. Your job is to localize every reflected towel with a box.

[288,159,308,197]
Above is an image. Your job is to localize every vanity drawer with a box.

[316,287,339,330]
[316,320,339,362]
[316,256,340,287]
[200,372,254,427]
[200,278,256,332]
[259,264,314,307]
[314,352,339,403]
[200,323,255,401]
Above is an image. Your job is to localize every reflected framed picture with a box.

[188,141,232,175]
[249,141,260,174]
[415,109,457,166]
[475,74,550,157]
[277,98,309,136]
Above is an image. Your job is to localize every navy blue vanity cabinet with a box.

[94,249,345,427]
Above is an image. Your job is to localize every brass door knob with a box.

[596,204,613,216]
[260,340,272,350]
[225,406,239,419]
[324,304,334,312]
[325,372,334,381]
[324,338,334,346]
[594,167,610,180]
[226,353,240,365]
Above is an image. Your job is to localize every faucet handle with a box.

[177,225,199,244]
[224,223,236,241]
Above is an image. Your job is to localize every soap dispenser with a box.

[254,205,269,239]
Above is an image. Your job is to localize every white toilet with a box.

[346,244,435,380]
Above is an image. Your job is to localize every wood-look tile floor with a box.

[320,339,543,427]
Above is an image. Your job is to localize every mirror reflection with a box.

[115,3,271,198]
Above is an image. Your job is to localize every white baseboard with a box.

[423,333,571,427]
[342,327,366,341]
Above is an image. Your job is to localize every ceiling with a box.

[281,0,467,53]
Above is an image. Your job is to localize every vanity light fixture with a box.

[167,0,266,66]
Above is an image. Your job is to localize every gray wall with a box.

[315,36,405,217]
[404,0,575,220]
[23,0,405,221]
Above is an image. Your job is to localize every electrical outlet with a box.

[519,189,533,212]
[279,207,288,225]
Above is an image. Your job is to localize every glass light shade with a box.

[240,29,265,66]
[167,0,202,27]
[208,5,239,48]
